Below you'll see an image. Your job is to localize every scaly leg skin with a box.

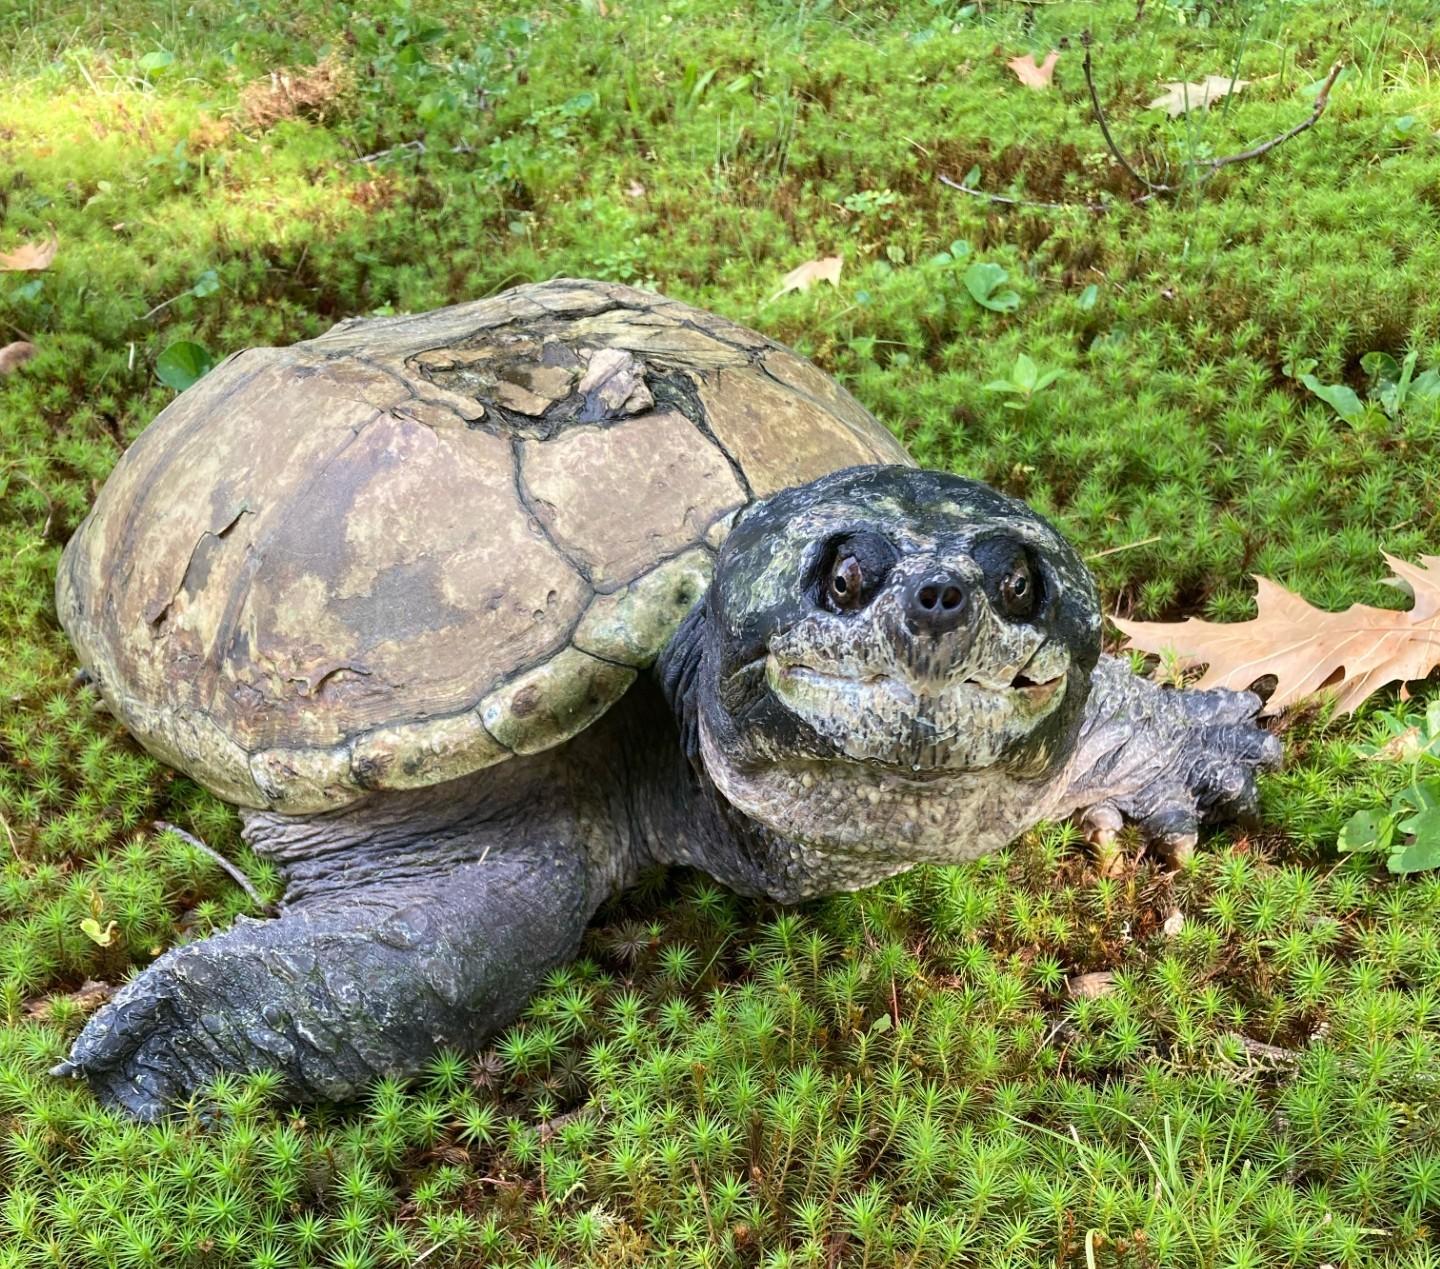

[52,837,593,1120]
[1051,655,1283,866]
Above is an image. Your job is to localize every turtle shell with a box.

[57,279,912,814]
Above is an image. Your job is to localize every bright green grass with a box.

[3,0,1440,1264]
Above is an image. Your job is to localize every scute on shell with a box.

[57,279,911,813]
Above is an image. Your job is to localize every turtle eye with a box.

[828,554,864,611]
[999,557,1037,620]
[817,531,896,614]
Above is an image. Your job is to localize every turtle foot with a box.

[1066,660,1283,869]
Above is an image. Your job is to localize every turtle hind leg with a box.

[54,830,595,1120]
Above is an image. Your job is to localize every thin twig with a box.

[1203,61,1344,170]
[153,820,273,913]
[1082,34,1176,195]
[937,174,1110,212]
[1229,1032,1301,1066]
[352,139,477,165]
[141,292,184,322]
[1086,534,1162,561]
[0,464,54,542]
[1080,34,1344,197]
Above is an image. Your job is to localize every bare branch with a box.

[938,174,1111,212]
[352,139,477,165]
[1080,34,1344,198]
[1202,62,1344,171]
[154,820,274,913]
[1082,34,1177,195]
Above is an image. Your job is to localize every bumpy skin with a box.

[57,467,1280,1118]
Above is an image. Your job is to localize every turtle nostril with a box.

[904,570,969,635]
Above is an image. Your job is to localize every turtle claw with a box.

[58,959,220,1120]
[1068,665,1282,871]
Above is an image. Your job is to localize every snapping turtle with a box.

[54,279,1279,1117]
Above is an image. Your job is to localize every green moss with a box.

[3,0,1440,1262]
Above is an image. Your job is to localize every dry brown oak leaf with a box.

[1113,555,1440,715]
[771,255,843,301]
[0,232,58,271]
[1007,51,1060,90]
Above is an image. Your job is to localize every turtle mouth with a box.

[771,661,1067,709]
[762,654,1069,772]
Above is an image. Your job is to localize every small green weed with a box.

[1339,701,1440,873]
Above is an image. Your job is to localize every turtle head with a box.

[685,465,1102,866]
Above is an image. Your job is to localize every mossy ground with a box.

[3,0,1440,1264]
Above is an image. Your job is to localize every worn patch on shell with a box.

[411,340,664,440]
[480,648,636,755]
[519,410,744,587]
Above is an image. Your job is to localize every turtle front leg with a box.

[54,837,595,1119]
[1047,655,1282,865]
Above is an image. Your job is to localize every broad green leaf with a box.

[1338,808,1391,853]
[1361,350,1400,384]
[156,340,215,392]
[1391,804,1440,873]
[1410,369,1440,403]
[963,262,1020,313]
[1395,779,1440,814]
[1299,373,1364,421]
[190,269,219,298]
[139,49,175,73]
[1077,283,1098,311]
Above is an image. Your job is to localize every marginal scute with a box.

[250,744,356,815]
[575,548,714,667]
[480,648,636,755]
[349,709,509,793]
[58,278,914,814]
[158,705,260,807]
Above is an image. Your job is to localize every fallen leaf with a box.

[0,341,36,375]
[0,230,58,272]
[1067,971,1115,999]
[625,179,646,198]
[1148,74,1249,117]
[1007,51,1060,90]
[1162,909,1185,937]
[24,979,115,1020]
[771,255,843,301]
[1369,726,1422,762]
[1114,554,1440,714]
